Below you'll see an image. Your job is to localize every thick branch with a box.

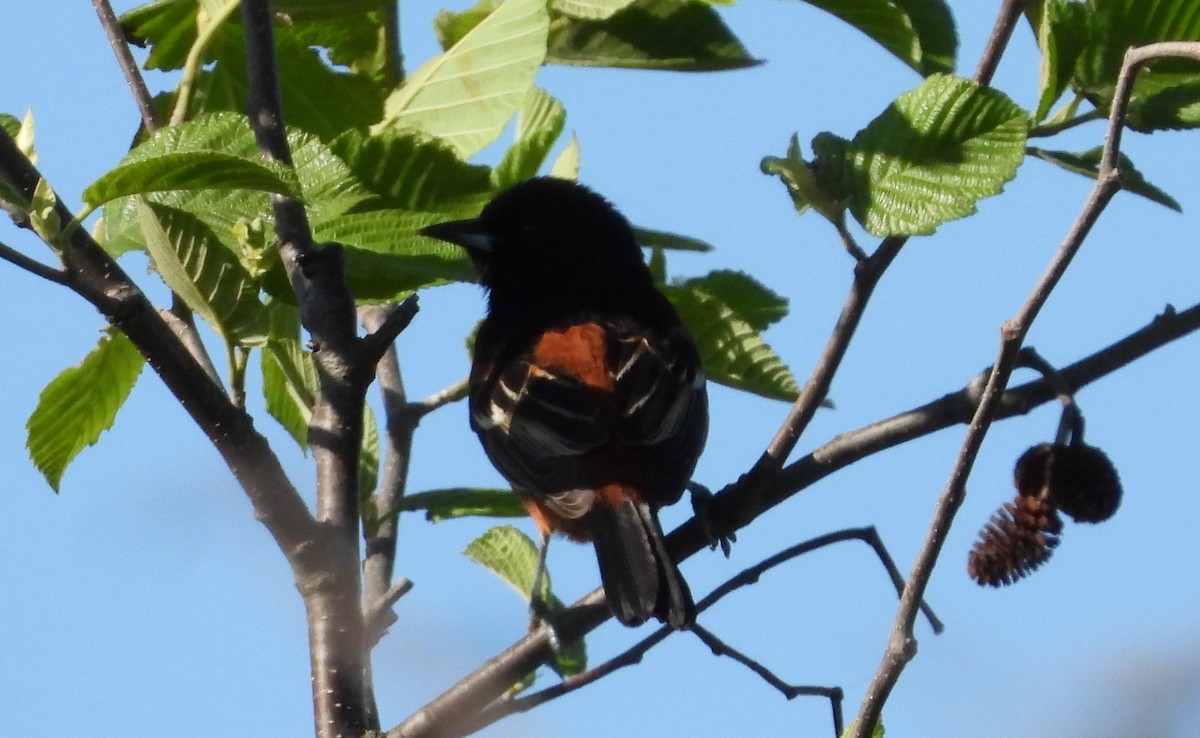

[241,2,397,735]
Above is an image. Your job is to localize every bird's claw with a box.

[689,481,736,558]
[529,595,563,654]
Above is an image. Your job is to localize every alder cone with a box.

[968,495,1063,587]
[1014,442,1122,523]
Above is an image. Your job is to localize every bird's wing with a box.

[471,319,707,513]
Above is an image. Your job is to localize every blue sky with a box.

[2,2,1199,737]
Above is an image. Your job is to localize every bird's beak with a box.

[418,218,494,255]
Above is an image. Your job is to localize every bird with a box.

[419,176,708,629]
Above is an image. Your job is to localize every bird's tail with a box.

[588,493,695,629]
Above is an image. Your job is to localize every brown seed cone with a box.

[968,495,1063,587]
[1013,443,1123,523]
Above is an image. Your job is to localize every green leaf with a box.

[27,329,145,491]
[675,270,789,331]
[120,0,201,71]
[136,199,270,347]
[273,0,390,19]
[84,150,301,208]
[0,112,21,138]
[464,525,586,676]
[551,0,636,21]
[262,304,318,450]
[397,487,527,521]
[103,114,371,265]
[379,0,549,158]
[493,88,567,189]
[1027,146,1182,211]
[760,133,849,223]
[182,30,386,140]
[465,524,548,600]
[15,108,37,165]
[845,74,1028,236]
[85,114,302,209]
[1027,0,1090,122]
[1074,0,1200,131]
[549,132,581,180]
[663,282,800,402]
[313,210,476,298]
[841,718,886,738]
[29,178,61,245]
[633,227,714,252]
[547,0,760,71]
[360,404,380,500]
[328,129,493,211]
[802,0,956,76]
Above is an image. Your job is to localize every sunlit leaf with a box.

[846,74,1028,236]
[664,281,800,402]
[27,330,144,491]
[493,88,567,189]
[464,525,587,676]
[1074,0,1200,131]
[380,0,549,158]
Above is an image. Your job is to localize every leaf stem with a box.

[170,0,241,126]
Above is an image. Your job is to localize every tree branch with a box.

[241,1,397,734]
[0,238,68,284]
[690,624,845,737]
[361,303,418,648]
[850,41,1200,737]
[91,0,161,132]
[973,0,1029,86]
[449,526,931,738]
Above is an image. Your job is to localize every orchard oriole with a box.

[420,177,707,629]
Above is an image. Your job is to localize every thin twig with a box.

[364,578,415,641]
[360,295,421,365]
[0,239,68,284]
[170,0,240,126]
[360,303,416,648]
[408,378,470,419]
[159,303,223,388]
[691,624,845,737]
[850,41,1200,738]
[973,0,1029,86]
[92,0,161,132]
[1028,108,1106,138]
[451,527,935,738]
[1015,347,1081,445]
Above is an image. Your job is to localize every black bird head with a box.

[419,177,651,300]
